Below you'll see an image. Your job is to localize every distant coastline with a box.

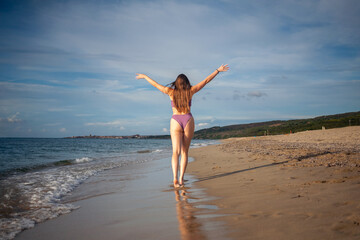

[64,134,170,139]
[64,111,360,140]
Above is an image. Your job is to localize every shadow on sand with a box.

[195,160,290,183]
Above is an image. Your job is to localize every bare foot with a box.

[173,180,180,188]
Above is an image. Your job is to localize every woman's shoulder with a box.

[190,86,197,94]
[167,88,174,96]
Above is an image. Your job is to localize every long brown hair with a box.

[169,74,192,113]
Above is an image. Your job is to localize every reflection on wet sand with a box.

[174,188,207,240]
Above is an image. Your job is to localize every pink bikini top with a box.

[171,99,192,108]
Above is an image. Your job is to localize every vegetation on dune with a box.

[193,111,360,139]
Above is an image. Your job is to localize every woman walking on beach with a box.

[136,64,229,187]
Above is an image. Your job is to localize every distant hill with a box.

[193,111,360,139]
[66,111,360,140]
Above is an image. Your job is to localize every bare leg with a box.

[179,117,195,186]
[170,118,183,187]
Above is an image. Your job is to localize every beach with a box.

[188,126,360,239]
[6,126,360,239]
[14,153,228,240]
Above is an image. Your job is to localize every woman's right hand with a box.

[217,64,229,72]
[136,73,148,79]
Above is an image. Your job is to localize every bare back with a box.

[168,90,194,115]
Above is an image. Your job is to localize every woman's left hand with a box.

[136,73,148,79]
[217,64,229,72]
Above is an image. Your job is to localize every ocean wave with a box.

[137,149,163,154]
[0,159,123,240]
[0,158,94,179]
[0,138,174,239]
[137,150,152,154]
[74,157,93,163]
[191,141,218,148]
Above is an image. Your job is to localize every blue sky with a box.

[0,0,359,137]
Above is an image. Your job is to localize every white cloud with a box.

[85,120,123,126]
[84,120,126,131]
[44,122,61,126]
[197,123,209,127]
[0,112,22,123]
[0,82,57,93]
[8,112,21,123]
[48,107,73,112]
[75,113,95,117]
[247,91,267,98]
[59,128,66,132]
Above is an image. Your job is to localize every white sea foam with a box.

[0,138,174,239]
[191,140,219,148]
[74,157,92,163]
[0,159,123,240]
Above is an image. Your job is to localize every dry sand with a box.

[189,126,360,240]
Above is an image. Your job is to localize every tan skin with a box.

[136,64,229,188]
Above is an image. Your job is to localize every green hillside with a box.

[193,111,360,139]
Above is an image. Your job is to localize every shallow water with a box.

[0,138,218,240]
[15,157,229,240]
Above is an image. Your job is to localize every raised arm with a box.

[136,73,171,95]
[191,64,229,94]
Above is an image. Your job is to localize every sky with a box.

[0,0,359,137]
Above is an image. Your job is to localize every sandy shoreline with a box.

[15,156,229,240]
[189,126,360,240]
[11,126,360,239]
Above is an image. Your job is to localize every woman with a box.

[136,64,229,188]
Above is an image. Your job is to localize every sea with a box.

[0,138,217,240]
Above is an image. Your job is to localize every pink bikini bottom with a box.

[172,113,193,130]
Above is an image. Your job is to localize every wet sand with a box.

[189,126,360,240]
[16,157,228,240]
